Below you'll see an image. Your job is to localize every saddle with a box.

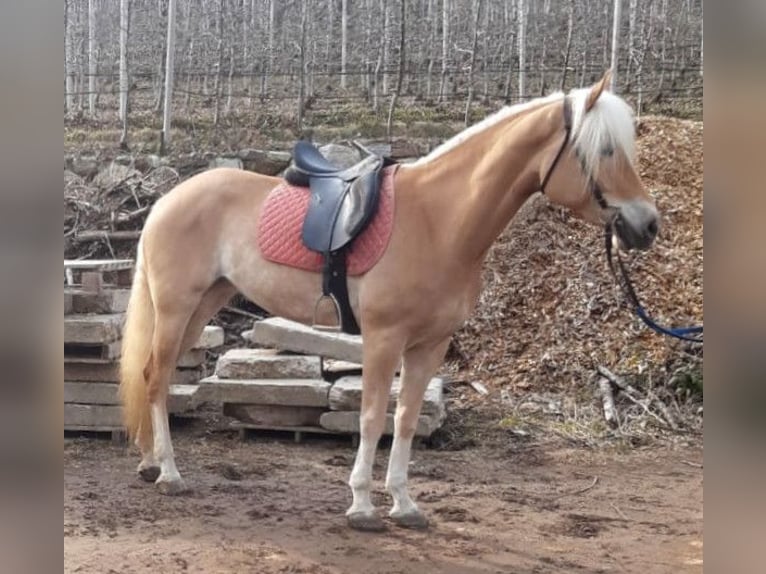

[284,141,393,334]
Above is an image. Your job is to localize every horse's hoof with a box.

[390,509,429,530]
[137,465,161,483]
[347,511,387,532]
[155,477,189,496]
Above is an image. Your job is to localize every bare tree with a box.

[560,0,574,91]
[517,0,526,101]
[464,0,484,125]
[298,0,309,129]
[386,0,406,137]
[341,0,349,89]
[161,0,177,152]
[610,0,622,92]
[87,0,97,116]
[438,0,450,102]
[119,0,130,148]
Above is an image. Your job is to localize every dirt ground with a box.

[64,422,703,574]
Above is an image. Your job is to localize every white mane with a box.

[402,87,637,182]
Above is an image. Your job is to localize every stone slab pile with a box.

[64,259,224,437]
[201,318,446,439]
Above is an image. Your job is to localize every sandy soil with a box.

[64,425,702,574]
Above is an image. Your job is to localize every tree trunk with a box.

[298,0,308,130]
[503,0,515,103]
[213,0,224,127]
[438,0,450,102]
[560,0,574,91]
[161,0,177,152]
[65,0,75,113]
[382,0,390,95]
[610,0,622,92]
[386,0,406,138]
[517,0,526,102]
[88,0,97,117]
[425,0,435,100]
[464,0,484,126]
[119,0,130,148]
[260,0,274,100]
[341,0,348,89]
[226,47,235,114]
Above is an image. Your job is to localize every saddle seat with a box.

[284,141,386,253]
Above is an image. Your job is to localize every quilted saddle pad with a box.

[257,165,397,276]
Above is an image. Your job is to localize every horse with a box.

[119,71,658,531]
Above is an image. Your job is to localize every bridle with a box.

[540,97,703,344]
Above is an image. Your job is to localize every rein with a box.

[541,97,703,344]
[603,226,703,343]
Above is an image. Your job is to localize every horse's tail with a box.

[119,244,154,445]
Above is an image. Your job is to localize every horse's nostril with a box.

[646,219,658,238]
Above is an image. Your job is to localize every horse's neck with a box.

[401,102,561,265]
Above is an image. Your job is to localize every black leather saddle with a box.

[283,141,394,334]
[285,141,385,253]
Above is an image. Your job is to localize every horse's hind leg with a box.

[178,278,237,354]
[386,337,450,529]
[145,308,195,494]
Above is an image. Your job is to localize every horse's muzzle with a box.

[614,201,659,251]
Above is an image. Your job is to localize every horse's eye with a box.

[602,145,614,157]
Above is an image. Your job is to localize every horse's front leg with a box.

[346,329,403,531]
[386,337,450,529]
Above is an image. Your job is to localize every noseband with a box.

[540,97,703,343]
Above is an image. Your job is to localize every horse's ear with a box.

[585,69,612,112]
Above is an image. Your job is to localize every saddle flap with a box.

[333,171,382,250]
[301,177,346,253]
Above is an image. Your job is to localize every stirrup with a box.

[312,294,342,332]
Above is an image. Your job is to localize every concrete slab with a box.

[64,382,199,413]
[249,318,363,363]
[223,403,325,427]
[328,376,445,416]
[198,376,330,407]
[177,348,207,368]
[64,314,124,344]
[319,411,442,437]
[66,288,131,314]
[64,381,119,405]
[64,403,123,428]
[194,325,224,349]
[215,348,322,379]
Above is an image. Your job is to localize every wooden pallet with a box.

[232,422,348,445]
[64,340,122,361]
[64,259,134,293]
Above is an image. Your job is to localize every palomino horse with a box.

[119,72,658,531]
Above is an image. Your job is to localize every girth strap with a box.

[322,250,360,335]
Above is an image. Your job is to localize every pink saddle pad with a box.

[258,166,397,276]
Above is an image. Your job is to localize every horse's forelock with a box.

[568,88,637,180]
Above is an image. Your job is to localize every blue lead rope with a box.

[605,224,703,344]
[634,306,704,343]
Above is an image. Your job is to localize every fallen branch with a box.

[553,475,599,499]
[113,205,151,225]
[222,305,262,320]
[652,394,680,431]
[597,365,671,430]
[75,230,142,242]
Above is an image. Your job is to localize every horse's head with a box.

[540,72,659,250]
